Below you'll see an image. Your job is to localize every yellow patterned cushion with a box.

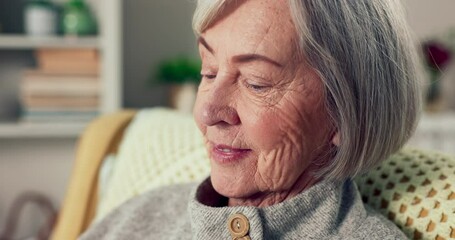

[356,149,455,240]
[95,108,455,240]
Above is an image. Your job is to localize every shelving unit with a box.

[0,35,100,49]
[0,0,122,138]
[0,121,88,138]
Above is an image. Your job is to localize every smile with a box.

[211,143,251,164]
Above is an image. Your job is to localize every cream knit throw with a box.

[95,108,455,240]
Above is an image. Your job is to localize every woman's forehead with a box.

[201,0,298,64]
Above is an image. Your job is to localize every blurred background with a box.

[0,0,454,238]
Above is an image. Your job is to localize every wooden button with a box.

[236,236,251,240]
[227,213,250,238]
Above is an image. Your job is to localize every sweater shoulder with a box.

[351,205,408,239]
[80,183,196,240]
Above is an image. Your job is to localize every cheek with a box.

[240,92,331,190]
[193,87,208,135]
[263,111,306,154]
[247,112,300,154]
[244,111,306,190]
[242,93,313,159]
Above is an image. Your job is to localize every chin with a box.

[210,168,256,198]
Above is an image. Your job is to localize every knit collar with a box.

[188,177,366,239]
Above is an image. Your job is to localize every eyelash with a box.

[201,73,216,80]
[201,72,269,92]
[245,82,268,92]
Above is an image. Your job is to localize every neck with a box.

[227,172,320,207]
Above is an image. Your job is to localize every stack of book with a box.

[19,49,100,122]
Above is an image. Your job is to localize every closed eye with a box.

[201,74,216,80]
[245,82,270,92]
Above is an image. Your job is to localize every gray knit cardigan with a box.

[80,178,407,239]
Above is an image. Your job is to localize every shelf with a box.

[0,121,90,138]
[0,34,100,49]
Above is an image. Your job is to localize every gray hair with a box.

[192,0,422,181]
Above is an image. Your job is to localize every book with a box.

[37,59,100,75]
[22,70,99,80]
[21,95,99,108]
[21,115,97,122]
[36,49,99,61]
[35,49,100,75]
[21,71,100,97]
[24,107,99,112]
[20,110,99,122]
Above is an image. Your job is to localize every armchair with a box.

[51,108,455,240]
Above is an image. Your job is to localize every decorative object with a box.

[422,40,452,111]
[168,83,198,114]
[153,57,201,113]
[0,191,57,240]
[62,0,97,36]
[24,0,57,36]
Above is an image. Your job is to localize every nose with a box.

[201,104,240,126]
[196,70,240,127]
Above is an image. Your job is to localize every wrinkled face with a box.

[194,0,334,198]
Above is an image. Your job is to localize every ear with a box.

[331,131,340,147]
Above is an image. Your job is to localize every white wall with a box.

[404,0,455,39]
[123,0,198,108]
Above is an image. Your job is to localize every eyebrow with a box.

[233,54,283,68]
[198,37,283,68]
[198,37,214,54]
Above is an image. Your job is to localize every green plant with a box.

[62,0,98,36]
[26,0,54,8]
[153,57,201,85]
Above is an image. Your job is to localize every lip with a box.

[210,143,251,164]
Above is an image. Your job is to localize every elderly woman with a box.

[81,0,420,239]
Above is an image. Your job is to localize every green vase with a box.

[427,68,441,104]
[62,0,97,36]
